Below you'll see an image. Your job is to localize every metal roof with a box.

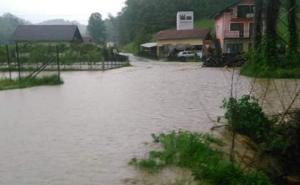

[13,25,83,42]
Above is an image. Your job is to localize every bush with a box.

[241,48,300,79]
[130,131,272,185]
[0,46,6,64]
[222,95,275,143]
[268,110,300,174]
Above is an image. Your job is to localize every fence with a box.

[0,44,129,79]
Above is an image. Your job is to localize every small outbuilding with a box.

[13,25,83,43]
[140,42,158,58]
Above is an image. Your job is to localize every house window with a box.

[230,23,243,31]
[237,5,255,18]
[230,23,244,37]
[226,43,243,54]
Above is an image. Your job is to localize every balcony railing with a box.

[224,31,251,39]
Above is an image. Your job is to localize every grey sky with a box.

[0,0,126,24]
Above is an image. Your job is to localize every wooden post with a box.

[16,42,21,81]
[56,45,61,80]
[6,45,12,80]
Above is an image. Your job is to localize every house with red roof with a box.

[215,0,255,54]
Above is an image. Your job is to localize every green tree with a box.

[114,0,238,46]
[87,13,106,44]
[264,0,281,65]
[253,0,264,49]
[288,0,298,53]
[0,13,29,44]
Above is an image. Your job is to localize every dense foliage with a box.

[243,0,300,78]
[222,96,300,182]
[130,131,272,185]
[269,110,300,176]
[87,13,106,44]
[223,95,275,143]
[112,0,238,47]
[0,13,29,44]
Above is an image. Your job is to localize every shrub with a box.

[130,131,272,185]
[268,110,300,174]
[222,95,275,143]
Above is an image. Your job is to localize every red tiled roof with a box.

[156,28,210,41]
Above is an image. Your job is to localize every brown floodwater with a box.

[0,55,299,185]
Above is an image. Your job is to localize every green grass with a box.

[130,131,272,185]
[121,42,139,54]
[0,74,63,91]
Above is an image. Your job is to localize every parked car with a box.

[177,50,195,58]
[195,50,203,58]
[177,50,203,59]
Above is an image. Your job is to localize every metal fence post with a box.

[56,45,61,80]
[6,45,12,80]
[102,59,105,71]
[16,42,21,81]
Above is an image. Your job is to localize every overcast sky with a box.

[0,0,126,24]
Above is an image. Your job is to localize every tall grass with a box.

[0,74,63,91]
[130,131,272,185]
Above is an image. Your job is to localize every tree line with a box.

[0,13,29,44]
[103,0,239,47]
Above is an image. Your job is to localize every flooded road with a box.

[0,55,299,185]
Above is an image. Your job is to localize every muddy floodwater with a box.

[0,55,299,185]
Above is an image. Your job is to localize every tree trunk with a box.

[288,0,298,53]
[265,0,281,65]
[253,0,264,49]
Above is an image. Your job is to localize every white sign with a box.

[177,11,194,30]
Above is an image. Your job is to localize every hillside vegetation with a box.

[106,0,238,50]
[0,13,29,44]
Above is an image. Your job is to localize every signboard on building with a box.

[176,11,194,30]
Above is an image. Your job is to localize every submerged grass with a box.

[130,131,272,185]
[0,74,63,91]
